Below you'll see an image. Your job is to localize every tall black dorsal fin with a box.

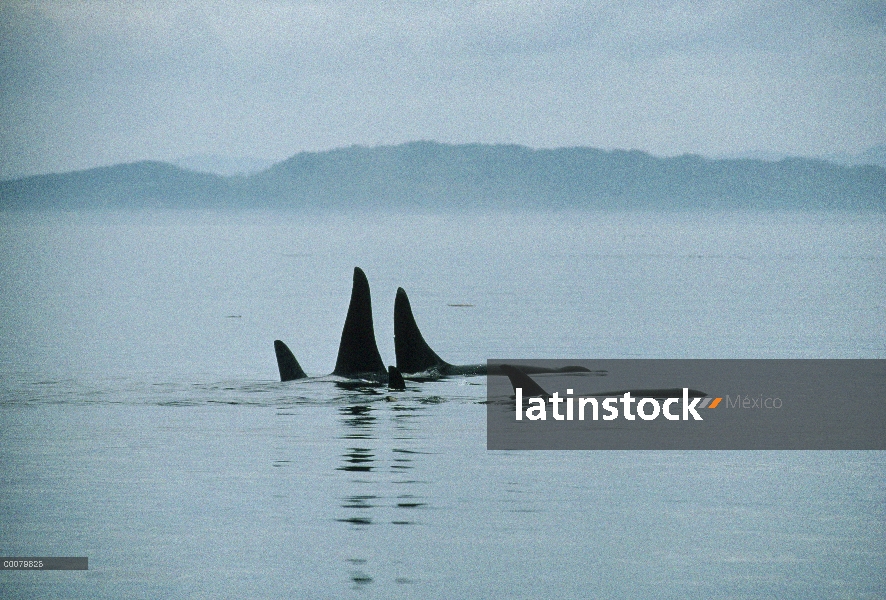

[394,287,450,373]
[333,267,386,377]
[274,340,307,381]
[499,364,549,398]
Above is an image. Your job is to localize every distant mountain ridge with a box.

[719,145,886,169]
[2,142,884,210]
[819,144,886,169]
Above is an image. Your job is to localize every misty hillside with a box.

[0,161,233,209]
[2,142,884,210]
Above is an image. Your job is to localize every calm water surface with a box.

[1,209,884,598]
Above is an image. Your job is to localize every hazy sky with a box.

[2,0,885,178]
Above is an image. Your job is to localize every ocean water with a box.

[0,209,884,598]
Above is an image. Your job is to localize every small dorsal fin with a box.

[387,365,406,390]
[333,267,386,377]
[274,340,307,381]
[499,364,549,397]
[394,287,450,373]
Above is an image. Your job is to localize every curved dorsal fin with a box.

[333,267,386,377]
[498,364,549,397]
[394,287,450,374]
[274,339,307,381]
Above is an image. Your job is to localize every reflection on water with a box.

[333,395,436,588]
[339,403,376,440]
[2,211,884,598]
[339,448,375,472]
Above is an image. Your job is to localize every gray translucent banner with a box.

[487,360,886,450]
[0,557,88,570]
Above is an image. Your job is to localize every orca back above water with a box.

[275,268,593,386]
[387,365,406,391]
[274,339,307,381]
[275,267,389,384]
[498,364,707,400]
[394,287,592,377]
[394,287,476,375]
[498,364,549,397]
[333,267,386,379]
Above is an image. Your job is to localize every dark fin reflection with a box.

[333,267,386,378]
[274,339,307,381]
[387,365,406,391]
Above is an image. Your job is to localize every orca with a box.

[275,267,394,386]
[332,267,386,379]
[274,339,307,381]
[387,365,406,391]
[394,287,594,377]
[274,268,592,388]
[498,364,707,399]
[393,287,483,376]
[498,364,549,397]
